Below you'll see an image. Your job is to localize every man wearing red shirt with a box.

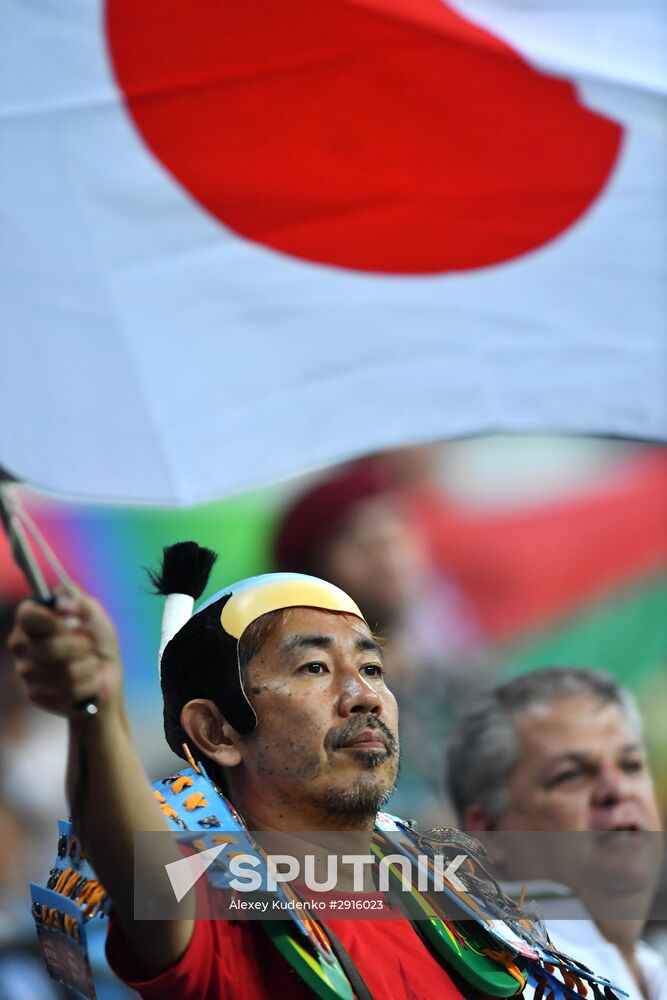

[9,548,469,999]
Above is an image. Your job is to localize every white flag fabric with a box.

[1,0,666,504]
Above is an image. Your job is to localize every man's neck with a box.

[228,784,376,836]
[595,919,647,997]
[225,786,378,893]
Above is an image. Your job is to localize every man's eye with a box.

[620,759,643,773]
[361,664,384,678]
[300,662,328,675]
[550,769,582,785]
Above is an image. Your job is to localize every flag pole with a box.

[0,470,52,600]
[0,468,97,717]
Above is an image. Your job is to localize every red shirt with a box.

[106,916,466,999]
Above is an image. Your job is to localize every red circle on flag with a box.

[106,0,622,273]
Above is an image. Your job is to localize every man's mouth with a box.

[341,730,389,752]
[327,718,397,757]
[594,823,643,842]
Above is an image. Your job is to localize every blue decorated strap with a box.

[153,765,336,964]
[30,820,110,1000]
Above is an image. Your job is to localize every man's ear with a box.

[180,699,243,770]
[462,804,496,833]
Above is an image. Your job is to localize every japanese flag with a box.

[1,0,665,504]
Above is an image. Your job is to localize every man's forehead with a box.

[516,696,641,760]
[274,608,376,650]
[279,631,380,660]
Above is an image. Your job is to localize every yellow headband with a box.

[219,575,365,639]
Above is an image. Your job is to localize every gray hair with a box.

[445,667,643,823]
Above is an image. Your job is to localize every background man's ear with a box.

[181,699,243,769]
[462,806,512,869]
[462,804,496,833]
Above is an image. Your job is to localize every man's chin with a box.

[320,773,397,820]
[346,747,391,769]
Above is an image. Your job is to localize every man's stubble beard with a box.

[318,717,400,821]
[320,763,399,820]
[251,716,400,823]
[314,735,401,821]
[285,747,400,822]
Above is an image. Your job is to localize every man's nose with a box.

[591,766,628,808]
[337,671,381,717]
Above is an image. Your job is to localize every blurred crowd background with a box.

[1,433,666,995]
